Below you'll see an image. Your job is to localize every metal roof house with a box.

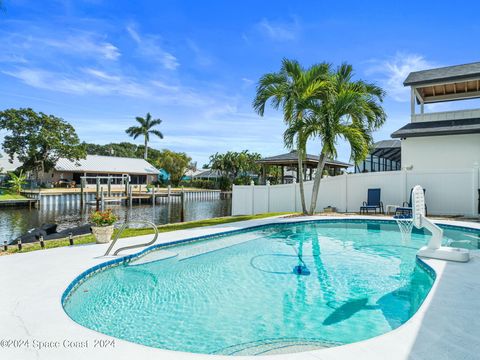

[38,155,160,186]
[391,61,480,171]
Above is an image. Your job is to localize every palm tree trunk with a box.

[144,137,148,160]
[297,146,308,214]
[309,152,327,214]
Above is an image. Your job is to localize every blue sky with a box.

[1,0,479,166]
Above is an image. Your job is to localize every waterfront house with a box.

[37,154,160,187]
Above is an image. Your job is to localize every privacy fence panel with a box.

[232,168,480,217]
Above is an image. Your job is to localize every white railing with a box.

[412,108,480,123]
[232,168,480,217]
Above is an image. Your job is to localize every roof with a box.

[55,155,160,175]
[257,151,351,168]
[404,62,480,86]
[0,153,22,173]
[391,118,480,138]
[369,140,401,162]
[193,169,223,178]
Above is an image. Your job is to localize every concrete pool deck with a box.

[1,215,479,360]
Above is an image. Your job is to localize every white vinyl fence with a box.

[232,168,480,217]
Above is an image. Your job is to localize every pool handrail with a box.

[104,220,159,256]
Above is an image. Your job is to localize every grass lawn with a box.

[0,189,28,201]
[0,212,295,255]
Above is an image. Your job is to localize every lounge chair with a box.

[360,188,384,214]
[395,188,427,216]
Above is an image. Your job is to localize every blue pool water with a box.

[63,220,478,355]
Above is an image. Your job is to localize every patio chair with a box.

[395,188,427,216]
[360,188,384,214]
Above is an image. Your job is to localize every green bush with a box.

[233,175,254,185]
[218,176,232,191]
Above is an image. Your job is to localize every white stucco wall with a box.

[401,134,480,170]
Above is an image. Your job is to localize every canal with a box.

[0,198,232,245]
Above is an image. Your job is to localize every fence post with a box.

[344,173,348,212]
[472,165,479,216]
[250,180,255,215]
[401,169,408,204]
[294,182,298,213]
[266,180,271,213]
[231,184,236,215]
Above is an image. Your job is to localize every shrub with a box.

[218,176,232,191]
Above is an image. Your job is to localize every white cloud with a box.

[126,24,179,70]
[3,68,148,97]
[366,52,439,102]
[82,68,121,82]
[0,28,120,61]
[257,18,299,41]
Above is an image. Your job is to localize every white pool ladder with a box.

[412,185,469,262]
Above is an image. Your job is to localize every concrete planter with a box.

[92,225,114,244]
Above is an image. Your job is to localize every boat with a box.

[13,223,92,244]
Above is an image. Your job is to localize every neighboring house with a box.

[390,62,480,171]
[37,155,160,186]
[354,140,401,173]
[182,168,222,180]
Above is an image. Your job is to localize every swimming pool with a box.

[62,219,479,355]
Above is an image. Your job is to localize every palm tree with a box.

[253,59,330,214]
[307,64,386,214]
[125,113,164,159]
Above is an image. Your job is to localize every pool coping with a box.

[1,214,480,360]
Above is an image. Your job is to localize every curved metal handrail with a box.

[104,220,159,256]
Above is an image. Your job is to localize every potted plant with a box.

[90,209,117,244]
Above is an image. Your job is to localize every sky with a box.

[1,0,479,166]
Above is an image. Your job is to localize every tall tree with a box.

[156,149,191,186]
[209,150,261,179]
[0,108,86,179]
[307,64,386,214]
[125,112,164,160]
[253,59,330,214]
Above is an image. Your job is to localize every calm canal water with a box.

[0,199,232,245]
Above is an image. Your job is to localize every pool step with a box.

[212,338,338,356]
[127,250,178,266]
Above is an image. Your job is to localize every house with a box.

[38,154,160,186]
[354,140,401,173]
[391,62,480,170]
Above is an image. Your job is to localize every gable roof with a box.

[404,62,480,86]
[55,155,159,175]
[391,118,480,138]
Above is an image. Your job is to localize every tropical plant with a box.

[253,59,330,214]
[89,209,117,227]
[306,64,386,214]
[155,149,191,187]
[209,150,261,180]
[0,108,86,179]
[125,112,164,159]
[7,170,27,193]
